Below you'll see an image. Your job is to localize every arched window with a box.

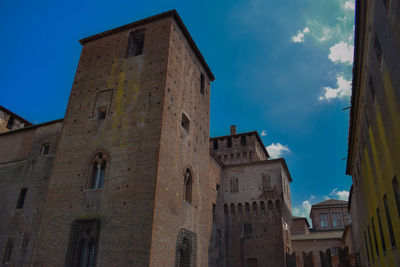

[245,202,250,217]
[179,237,191,267]
[260,201,266,216]
[87,153,107,190]
[230,203,236,219]
[268,200,273,214]
[252,201,258,217]
[184,169,192,203]
[224,204,229,218]
[238,203,243,218]
[175,229,196,267]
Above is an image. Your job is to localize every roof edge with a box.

[0,118,64,137]
[0,105,33,125]
[79,9,214,81]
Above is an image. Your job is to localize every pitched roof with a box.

[0,105,32,126]
[313,199,348,207]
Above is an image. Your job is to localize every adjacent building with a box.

[346,0,400,266]
[291,199,354,267]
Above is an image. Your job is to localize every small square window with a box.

[126,30,145,57]
[97,107,107,121]
[41,144,50,155]
[181,113,190,131]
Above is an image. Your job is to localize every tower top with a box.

[79,9,214,81]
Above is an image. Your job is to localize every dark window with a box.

[184,169,192,203]
[253,202,258,216]
[87,153,107,190]
[260,201,266,215]
[382,0,390,10]
[175,229,196,267]
[367,225,374,261]
[374,35,382,66]
[16,188,27,209]
[126,30,144,57]
[227,137,232,148]
[181,113,190,132]
[369,78,376,103]
[2,239,13,264]
[383,195,396,247]
[276,199,281,213]
[364,231,370,264]
[241,135,246,146]
[97,107,106,120]
[41,143,50,155]
[245,202,250,216]
[392,176,400,219]
[371,218,379,257]
[377,207,386,253]
[230,178,238,193]
[213,140,218,150]
[212,204,216,221]
[200,73,205,95]
[247,258,258,267]
[65,219,100,267]
[6,116,15,130]
[243,223,252,237]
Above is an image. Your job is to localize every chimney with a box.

[230,125,237,135]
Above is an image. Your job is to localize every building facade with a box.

[291,200,354,267]
[346,0,400,266]
[0,10,293,267]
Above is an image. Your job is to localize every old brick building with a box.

[290,199,354,267]
[0,10,293,267]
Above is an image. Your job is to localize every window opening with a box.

[320,213,329,228]
[184,169,192,203]
[66,219,100,267]
[6,116,15,130]
[368,225,375,261]
[126,30,144,57]
[16,188,27,209]
[392,176,400,219]
[371,218,379,257]
[332,212,342,228]
[200,73,205,95]
[227,137,232,148]
[87,153,107,190]
[364,231,370,264]
[247,258,258,267]
[243,223,252,237]
[41,143,50,155]
[213,140,218,150]
[97,107,107,121]
[374,35,382,66]
[377,208,386,253]
[383,195,396,247]
[181,113,190,132]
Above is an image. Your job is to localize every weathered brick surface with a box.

[0,121,62,266]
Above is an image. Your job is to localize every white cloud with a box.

[344,0,355,10]
[319,75,352,101]
[261,130,267,136]
[266,143,291,158]
[292,196,314,220]
[330,188,350,200]
[328,41,354,64]
[291,27,310,43]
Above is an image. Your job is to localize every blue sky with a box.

[0,0,355,220]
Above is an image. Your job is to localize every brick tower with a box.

[31,10,215,266]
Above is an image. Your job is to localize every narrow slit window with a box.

[377,208,386,253]
[374,35,382,66]
[16,188,27,209]
[87,153,107,190]
[383,195,396,247]
[126,30,145,57]
[184,169,192,203]
[97,107,107,121]
[200,73,205,95]
[181,113,190,132]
